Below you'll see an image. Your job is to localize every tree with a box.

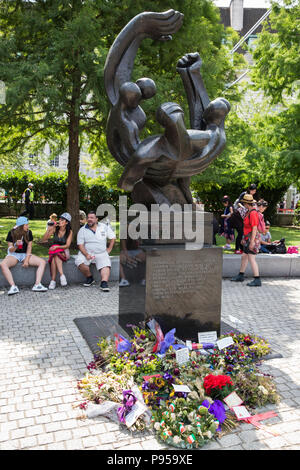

[0,0,244,232]
[0,0,109,234]
[251,0,300,186]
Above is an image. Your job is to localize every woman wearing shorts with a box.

[41,212,73,289]
[0,216,48,295]
[231,194,261,287]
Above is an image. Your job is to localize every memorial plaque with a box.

[145,247,222,341]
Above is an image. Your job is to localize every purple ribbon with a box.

[117,390,137,424]
[201,399,226,431]
[159,328,185,355]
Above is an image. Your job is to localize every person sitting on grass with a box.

[259,221,272,253]
[41,212,73,289]
[75,211,116,292]
[0,216,48,295]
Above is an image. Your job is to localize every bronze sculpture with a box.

[104,10,230,208]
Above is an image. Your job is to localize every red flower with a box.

[203,374,233,395]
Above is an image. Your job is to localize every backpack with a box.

[257,211,265,233]
[268,238,287,254]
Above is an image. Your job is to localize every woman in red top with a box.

[231,194,261,286]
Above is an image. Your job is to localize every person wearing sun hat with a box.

[231,193,262,287]
[0,216,48,295]
[41,212,73,289]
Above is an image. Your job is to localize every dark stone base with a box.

[119,243,223,342]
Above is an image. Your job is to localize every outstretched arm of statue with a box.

[104,10,183,106]
[173,97,231,178]
[176,53,210,130]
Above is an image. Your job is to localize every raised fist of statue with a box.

[176,52,202,71]
[138,9,184,41]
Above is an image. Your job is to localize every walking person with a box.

[41,212,73,289]
[220,196,234,250]
[231,194,262,286]
[20,182,35,219]
[75,211,116,291]
[0,216,48,295]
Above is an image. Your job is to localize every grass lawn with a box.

[0,218,120,258]
[216,225,300,252]
[1,217,299,258]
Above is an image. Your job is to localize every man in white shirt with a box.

[75,211,116,291]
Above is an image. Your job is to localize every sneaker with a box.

[48,280,56,290]
[100,281,110,292]
[60,274,67,287]
[230,274,244,282]
[83,276,95,287]
[32,283,48,292]
[223,244,231,250]
[247,278,262,287]
[119,278,130,287]
[234,250,243,254]
[8,285,19,296]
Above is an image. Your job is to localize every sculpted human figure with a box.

[104,11,230,207]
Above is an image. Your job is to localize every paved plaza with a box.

[0,278,300,450]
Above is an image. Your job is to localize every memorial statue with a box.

[104,10,230,208]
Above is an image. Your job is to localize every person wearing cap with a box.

[75,211,116,291]
[0,216,48,295]
[41,212,73,289]
[231,193,262,287]
[20,183,35,219]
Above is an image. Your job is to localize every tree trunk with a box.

[67,68,81,241]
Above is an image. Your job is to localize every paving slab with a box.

[0,278,300,450]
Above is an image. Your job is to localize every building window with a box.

[50,156,59,167]
[247,35,257,51]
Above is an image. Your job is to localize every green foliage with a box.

[0,170,123,212]
[251,0,300,104]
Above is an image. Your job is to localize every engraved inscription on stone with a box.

[145,247,222,340]
[150,260,217,300]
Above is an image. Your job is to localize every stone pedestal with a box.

[118,211,222,341]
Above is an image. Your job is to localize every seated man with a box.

[75,211,116,291]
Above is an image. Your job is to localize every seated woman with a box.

[41,212,73,289]
[0,216,47,295]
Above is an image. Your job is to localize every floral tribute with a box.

[76,324,279,448]
[203,374,234,400]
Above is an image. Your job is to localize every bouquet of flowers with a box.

[230,333,271,359]
[97,327,162,381]
[233,371,280,408]
[77,370,130,404]
[203,374,234,400]
[151,397,220,449]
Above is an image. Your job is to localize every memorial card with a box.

[198,331,217,343]
[172,384,192,394]
[175,347,189,365]
[223,391,244,409]
[232,405,251,421]
[216,336,234,350]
